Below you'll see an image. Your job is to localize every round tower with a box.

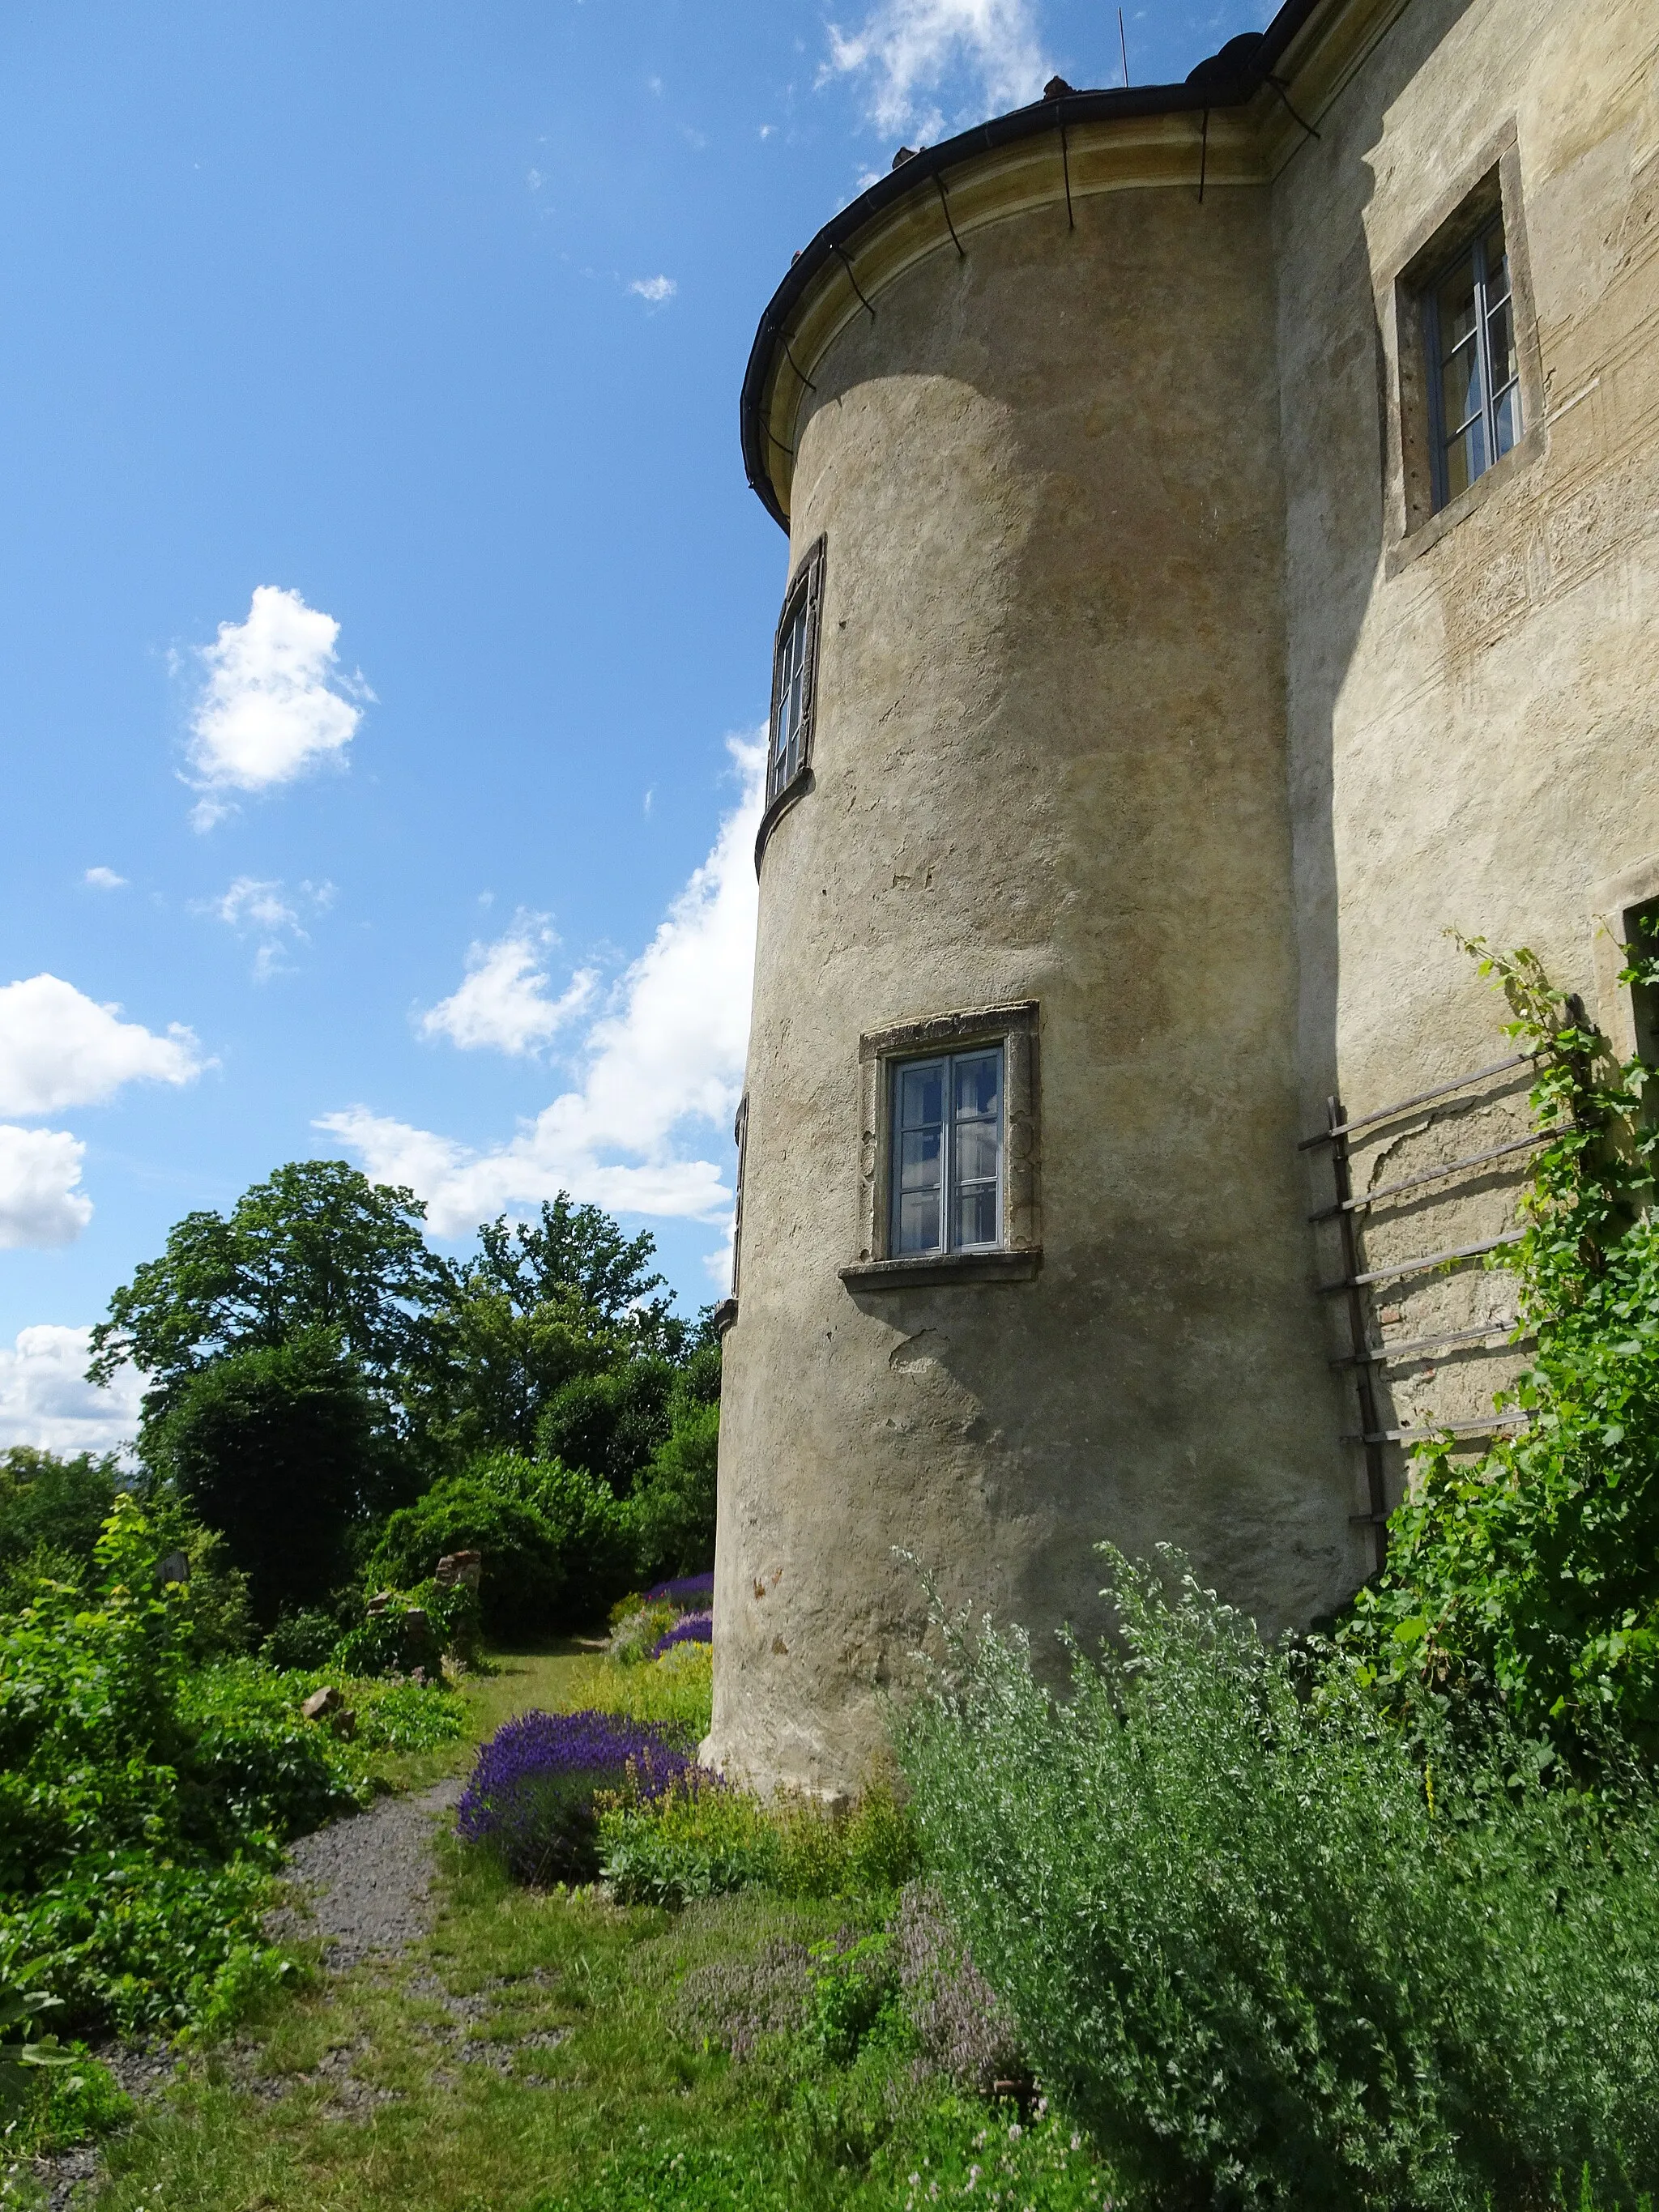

[710,60,1365,1792]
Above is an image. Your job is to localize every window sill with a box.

[1386,422,1543,578]
[753,769,814,874]
[712,1298,739,1337]
[838,1249,1042,1292]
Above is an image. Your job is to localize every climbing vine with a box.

[1344,924,1659,1765]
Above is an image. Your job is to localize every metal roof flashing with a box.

[740,0,1341,529]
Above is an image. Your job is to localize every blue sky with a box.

[0,0,1267,1451]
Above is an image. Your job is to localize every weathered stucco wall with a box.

[1276,0,1659,1484]
[710,182,1360,1792]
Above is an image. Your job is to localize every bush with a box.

[457,1709,693,1884]
[0,1449,120,1584]
[608,1600,678,1664]
[599,1775,919,1910]
[369,1452,632,1640]
[562,1643,714,1741]
[902,1545,1659,2211]
[630,1400,719,1583]
[890,1883,1022,2098]
[144,1332,380,1625]
[649,1609,711,1660]
[535,1360,679,1495]
[259,1607,341,1671]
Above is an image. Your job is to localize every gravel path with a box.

[32,1779,467,2209]
[266,1778,467,1967]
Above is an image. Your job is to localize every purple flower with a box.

[641,1571,715,1608]
[457,1707,693,1882]
[648,1609,713,1660]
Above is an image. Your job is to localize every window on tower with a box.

[890,1046,1005,1257]
[766,536,826,816]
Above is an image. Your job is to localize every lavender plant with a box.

[457,1707,691,1884]
[648,1609,710,1659]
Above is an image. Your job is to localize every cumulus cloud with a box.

[83,867,127,890]
[0,1324,143,1453]
[186,586,371,829]
[0,974,204,1117]
[321,736,765,1238]
[629,275,677,304]
[420,923,597,1057]
[205,877,335,981]
[823,0,1047,138]
[0,1127,93,1248]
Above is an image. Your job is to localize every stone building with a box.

[707,0,1659,1791]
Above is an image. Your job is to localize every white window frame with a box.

[889,1046,1006,1259]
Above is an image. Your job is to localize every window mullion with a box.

[942,1056,956,1254]
[1472,237,1498,482]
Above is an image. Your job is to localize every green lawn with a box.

[83,1652,1101,2212]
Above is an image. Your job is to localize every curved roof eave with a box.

[739,0,1328,531]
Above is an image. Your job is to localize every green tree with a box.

[0,1448,122,1581]
[143,1332,379,1622]
[86,1161,448,1420]
[471,1198,672,1333]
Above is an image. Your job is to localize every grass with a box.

[70,1644,1070,2212]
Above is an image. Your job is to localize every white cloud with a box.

[420,922,597,1057]
[0,1128,93,1248]
[186,585,371,828]
[83,867,127,891]
[205,876,335,981]
[823,0,1047,138]
[0,1324,143,1454]
[0,974,204,1116]
[321,735,765,1239]
[629,275,677,304]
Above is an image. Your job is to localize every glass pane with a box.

[1482,215,1508,302]
[1444,420,1482,502]
[953,1053,1000,1120]
[1435,250,1478,357]
[1493,378,1520,459]
[898,1128,942,1190]
[955,1119,1000,1186]
[1440,331,1482,437]
[898,1063,945,1132]
[955,1184,999,1249]
[898,1190,941,1255]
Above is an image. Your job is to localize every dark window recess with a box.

[766,537,826,811]
[1423,207,1520,510]
[1626,898,1659,1075]
[730,1093,750,1298]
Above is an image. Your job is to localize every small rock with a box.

[302,1685,343,1722]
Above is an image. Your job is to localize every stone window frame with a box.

[754,535,827,870]
[840,1000,1041,1293]
[1380,123,1546,577]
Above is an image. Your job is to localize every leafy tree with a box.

[0,1448,122,1579]
[535,1359,680,1496]
[632,1400,720,1580]
[470,1198,672,1333]
[87,1161,448,1419]
[143,1332,380,1623]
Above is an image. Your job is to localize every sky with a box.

[0,0,1269,1455]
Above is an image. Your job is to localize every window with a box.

[891,1046,1004,1257]
[766,537,826,813]
[1423,207,1520,510]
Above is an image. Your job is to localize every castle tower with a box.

[709,0,1659,1791]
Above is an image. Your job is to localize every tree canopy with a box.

[87,1161,448,1414]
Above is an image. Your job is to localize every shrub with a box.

[331,1600,444,1680]
[599,1775,919,1910]
[458,1708,693,1884]
[630,1400,719,1582]
[562,1643,714,1741]
[259,1607,341,1671]
[890,1883,1022,2098]
[0,1449,121,1584]
[144,1330,384,1625]
[369,1452,632,1639]
[608,1600,678,1664]
[675,1936,814,2060]
[534,1359,679,1495]
[901,1545,1659,2211]
[649,1609,711,1660]
[877,2098,1121,2211]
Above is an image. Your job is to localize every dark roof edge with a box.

[740,0,1330,530]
